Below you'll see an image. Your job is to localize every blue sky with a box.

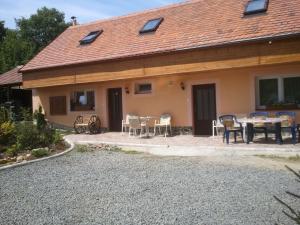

[0,0,183,28]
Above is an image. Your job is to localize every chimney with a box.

[71,16,77,26]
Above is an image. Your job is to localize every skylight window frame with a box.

[139,17,164,34]
[244,0,269,15]
[79,30,103,45]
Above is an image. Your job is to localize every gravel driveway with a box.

[0,150,299,225]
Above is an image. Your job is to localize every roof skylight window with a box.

[244,0,269,15]
[139,18,164,34]
[79,30,103,45]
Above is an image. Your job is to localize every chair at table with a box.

[219,115,244,144]
[154,114,172,137]
[275,112,297,144]
[212,119,224,137]
[128,116,146,137]
[122,113,137,133]
[297,124,300,143]
[249,112,269,141]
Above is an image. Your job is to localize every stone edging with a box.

[0,137,75,171]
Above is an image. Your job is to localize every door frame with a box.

[186,79,220,134]
[192,83,217,136]
[107,87,124,131]
[104,84,126,129]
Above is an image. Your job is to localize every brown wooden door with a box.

[193,84,216,136]
[108,88,123,132]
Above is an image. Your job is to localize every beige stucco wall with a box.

[32,62,300,129]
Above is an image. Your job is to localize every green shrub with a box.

[5,144,19,157]
[40,127,56,146]
[15,122,60,151]
[33,106,47,131]
[0,107,10,123]
[53,131,63,145]
[20,107,33,121]
[31,148,49,158]
[15,122,42,150]
[0,121,16,145]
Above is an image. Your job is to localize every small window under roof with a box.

[79,30,103,45]
[139,18,164,34]
[244,0,269,15]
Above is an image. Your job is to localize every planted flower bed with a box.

[0,106,69,167]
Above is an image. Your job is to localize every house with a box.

[21,0,300,135]
[0,66,32,109]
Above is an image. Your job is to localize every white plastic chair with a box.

[212,120,224,137]
[154,114,172,137]
[128,116,147,137]
[122,114,136,133]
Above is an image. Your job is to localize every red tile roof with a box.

[22,0,300,72]
[0,66,23,86]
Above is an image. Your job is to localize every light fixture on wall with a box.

[180,82,185,90]
[125,87,130,94]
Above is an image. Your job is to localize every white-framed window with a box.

[70,90,95,111]
[134,83,152,94]
[256,75,300,108]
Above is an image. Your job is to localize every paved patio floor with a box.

[65,133,300,157]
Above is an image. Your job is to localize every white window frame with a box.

[134,83,152,95]
[256,75,300,109]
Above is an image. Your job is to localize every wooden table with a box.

[238,117,285,144]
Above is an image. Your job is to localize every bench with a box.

[74,115,101,134]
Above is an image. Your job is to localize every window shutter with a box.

[50,96,67,115]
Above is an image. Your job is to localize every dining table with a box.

[238,117,285,144]
[139,116,158,137]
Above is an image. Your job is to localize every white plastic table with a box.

[238,117,284,143]
[139,116,158,137]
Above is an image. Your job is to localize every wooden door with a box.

[108,88,123,132]
[193,84,216,136]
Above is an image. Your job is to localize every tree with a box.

[16,7,69,54]
[0,30,34,73]
[0,21,6,43]
[0,7,70,74]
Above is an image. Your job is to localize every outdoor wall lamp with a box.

[180,82,185,90]
[125,87,130,94]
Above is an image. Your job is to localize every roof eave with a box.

[21,31,300,73]
[0,82,22,88]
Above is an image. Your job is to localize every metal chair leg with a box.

[225,131,230,144]
[292,127,297,145]
[240,131,244,142]
[165,125,167,137]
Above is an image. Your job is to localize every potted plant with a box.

[266,101,299,110]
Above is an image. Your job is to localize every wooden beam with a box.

[22,39,300,89]
[259,53,300,65]
[23,74,76,89]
